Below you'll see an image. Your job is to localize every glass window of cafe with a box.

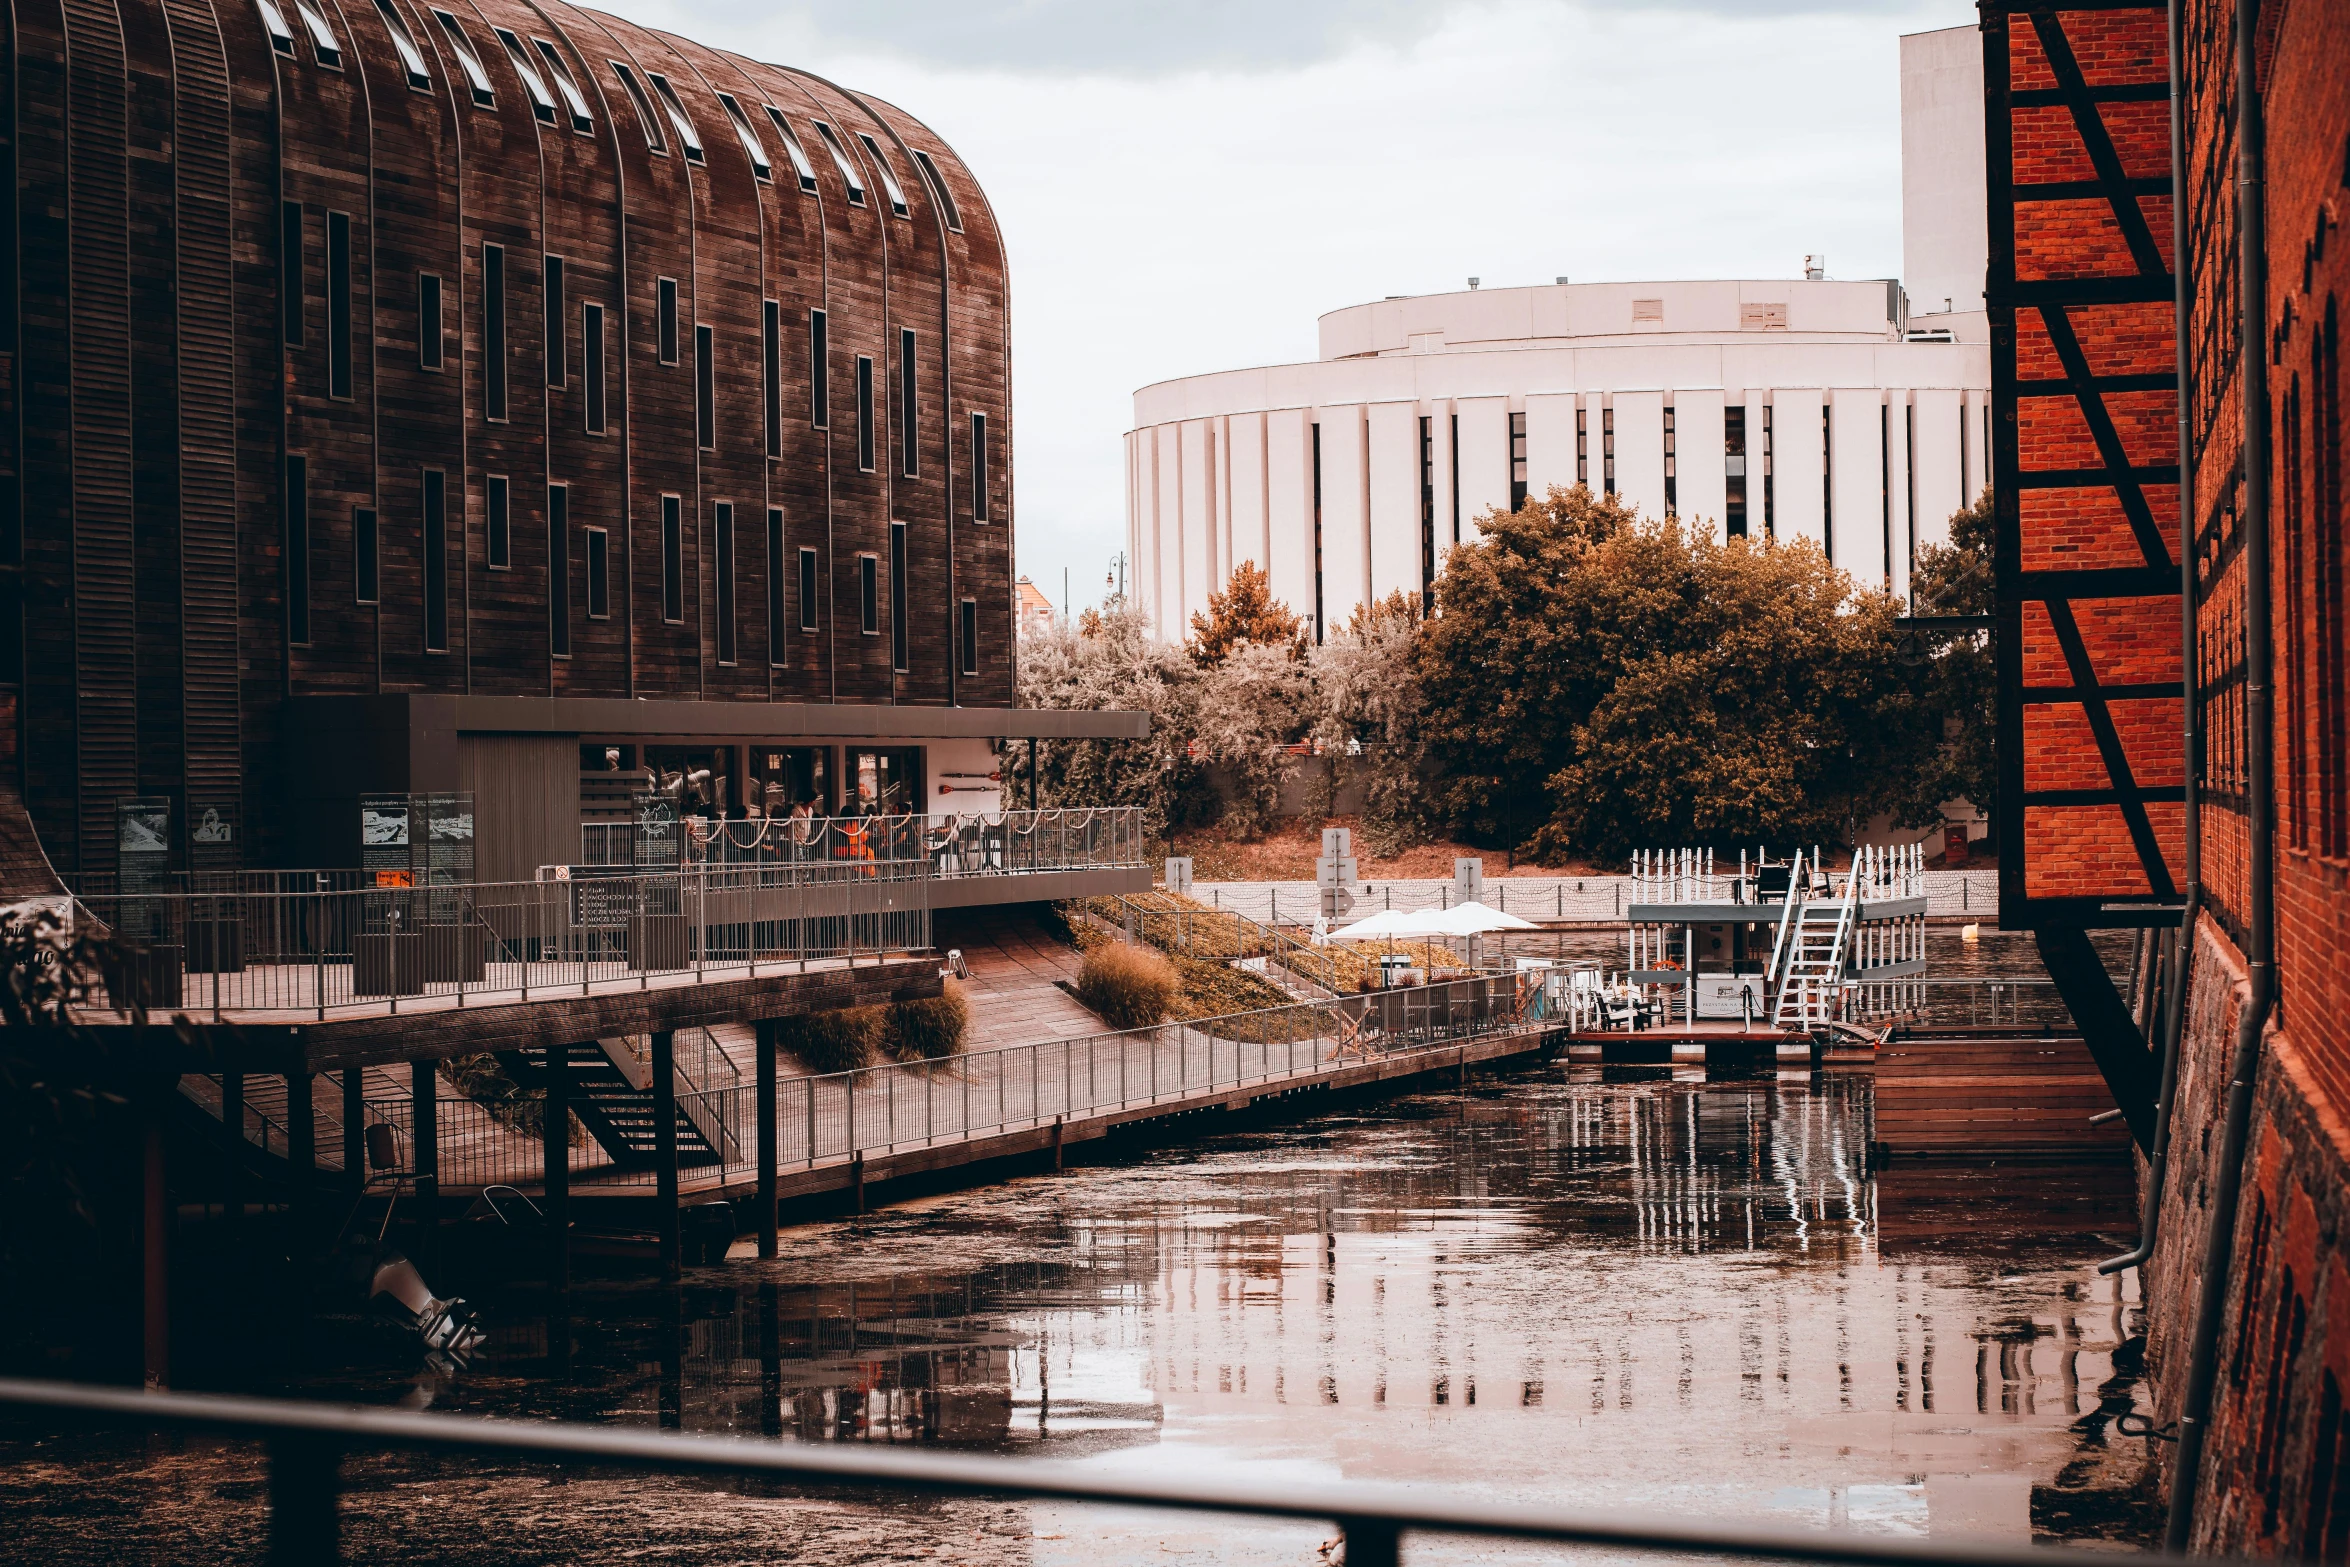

[643,745,738,819]
[848,747,922,815]
[749,747,829,818]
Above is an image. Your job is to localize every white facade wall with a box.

[1125,278,1990,640]
[1675,390,1727,536]
[1366,400,1422,608]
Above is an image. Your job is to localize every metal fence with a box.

[1843,977,2068,1031]
[0,1377,2156,1567]
[77,867,930,1019]
[1192,869,2000,926]
[578,805,1145,878]
[348,975,1554,1192]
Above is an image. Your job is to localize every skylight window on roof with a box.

[609,61,664,152]
[372,0,430,90]
[761,107,818,193]
[433,10,493,105]
[533,38,593,132]
[911,149,961,232]
[645,73,704,164]
[492,27,557,123]
[256,0,296,56]
[294,0,342,66]
[856,133,910,218]
[715,93,770,181]
[811,121,864,204]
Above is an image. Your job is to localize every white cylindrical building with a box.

[1126,22,1991,644]
[1125,277,1990,642]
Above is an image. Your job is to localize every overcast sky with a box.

[615,0,1976,618]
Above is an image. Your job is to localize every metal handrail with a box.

[0,1377,2182,1567]
[1766,849,1807,985]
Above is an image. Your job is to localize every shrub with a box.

[883,982,969,1064]
[1075,941,1179,1031]
[775,1006,882,1074]
[442,1053,582,1146]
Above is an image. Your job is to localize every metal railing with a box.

[74,866,930,1020]
[1842,977,2068,1030]
[0,1376,2155,1567]
[1194,867,1997,926]
[576,805,1145,878]
[336,976,1553,1193]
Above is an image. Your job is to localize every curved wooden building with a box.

[0,0,1124,884]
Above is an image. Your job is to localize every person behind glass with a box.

[788,797,815,868]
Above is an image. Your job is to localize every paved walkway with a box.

[935,905,1103,1051]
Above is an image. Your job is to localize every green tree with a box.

[1311,590,1434,854]
[1186,561,1305,667]
[1014,595,1211,836]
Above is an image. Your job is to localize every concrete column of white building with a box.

[1366,400,1422,607]
[1524,392,1580,499]
[1315,404,1372,635]
[1430,400,1460,560]
[1265,407,1315,620]
[1454,396,1510,537]
[1885,396,1915,600]
[1830,390,1889,586]
[1123,431,1142,611]
[1215,416,1234,583]
[1962,390,1990,507]
[1771,388,1827,549]
[1227,410,1270,573]
[1153,423,1184,635]
[1675,389,1728,535]
[1910,387,1965,549]
[1180,419,1217,626]
[1612,390,1667,520]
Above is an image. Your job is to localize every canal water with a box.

[0,1056,2160,1565]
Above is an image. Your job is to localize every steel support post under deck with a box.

[341,1069,364,1188]
[756,1020,778,1259]
[2034,927,2159,1150]
[285,1072,314,1214]
[141,1096,169,1391]
[543,1046,569,1292]
[411,1061,439,1271]
[652,1030,681,1279]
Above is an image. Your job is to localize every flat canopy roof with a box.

[298,694,1151,743]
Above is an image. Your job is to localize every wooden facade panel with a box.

[3,1,1016,879]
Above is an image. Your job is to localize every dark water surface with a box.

[1,1062,2158,1564]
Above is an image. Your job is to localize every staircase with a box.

[500,1038,731,1169]
[1771,857,1857,1031]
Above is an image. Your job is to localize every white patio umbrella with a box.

[1326,908,1450,942]
[1425,902,1539,936]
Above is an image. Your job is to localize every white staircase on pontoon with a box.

[1771,852,1858,1031]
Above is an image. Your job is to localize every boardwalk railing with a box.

[581,804,1146,878]
[1842,976,2067,1030]
[365,975,1554,1192]
[0,1378,2157,1567]
[72,867,929,1020]
[1197,867,1998,926]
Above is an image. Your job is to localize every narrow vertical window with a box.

[354,506,379,603]
[1508,411,1528,511]
[586,527,609,619]
[899,328,918,477]
[280,202,304,347]
[422,468,447,651]
[1762,405,1776,536]
[661,495,683,623]
[258,0,295,54]
[1449,413,1461,544]
[434,10,494,106]
[798,547,818,632]
[765,508,786,660]
[609,60,662,151]
[762,300,781,458]
[1576,407,1588,486]
[695,323,715,450]
[548,483,571,657]
[912,149,962,231]
[582,303,605,433]
[645,72,703,163]
[1822,403,1834,561]
[1725,407,1748,538]
[544,254,565,387]
[326,211,352,398]
[959,598,977,677]
[486,474,510,569]
[857,132,910,218]
[971,412,990,521]
[1602,407,1616,494]
[483,243,508,421]
[858,553,878,635]
[1905,403,1919,572]
[284,454,310,644]
[889,520,907,671]
[810,309,829,427]
[1663,406,1678,514]
[656,277,678,365]
[418,271,443,370]
[714,502,737,664]
[1418,414,1435,612]
[1880,404,1893,586]
[1310,422,1324,645]
[856,355,874,472]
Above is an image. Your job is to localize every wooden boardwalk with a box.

[1871,1029,2132,1159]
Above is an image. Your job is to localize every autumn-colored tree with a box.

[1312,591,1433,854]
[1187,562,1304,666]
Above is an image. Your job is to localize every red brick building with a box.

[0,0,1139,887]
[1988,0,2350,1548]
